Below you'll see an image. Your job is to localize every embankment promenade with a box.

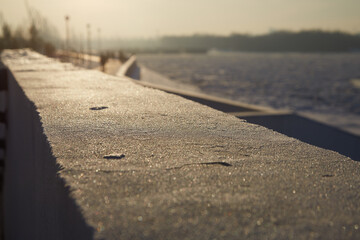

[1,49,360,240]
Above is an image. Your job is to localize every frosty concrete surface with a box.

[1,49,360,240]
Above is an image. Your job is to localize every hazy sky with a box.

[1,0,360,38]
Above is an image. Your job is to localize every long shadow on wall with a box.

[4,69,94,240]
[241,114,360,162]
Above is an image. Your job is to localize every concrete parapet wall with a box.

[1,49,360,240]
[4,65,93,239]
[128,76,360,161]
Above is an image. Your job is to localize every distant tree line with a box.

[159,31,360,52]
[0,4,60,57]
[0,22,56,56]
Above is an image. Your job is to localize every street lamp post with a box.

[87,24,91,68]
[65,15,70,59]
[80,33,84,65]
[97,28,101,54]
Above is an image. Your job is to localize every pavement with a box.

[1,49,360,240]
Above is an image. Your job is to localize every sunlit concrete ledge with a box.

[1,49,360,240]
[119,56,360,161]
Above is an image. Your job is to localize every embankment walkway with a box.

[1,49,360,240]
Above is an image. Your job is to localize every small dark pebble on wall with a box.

[90,106,108,110]
[103,154,125,160]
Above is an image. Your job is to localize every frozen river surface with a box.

[137,52,360,135]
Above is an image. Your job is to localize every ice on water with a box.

[138,52,360,135]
